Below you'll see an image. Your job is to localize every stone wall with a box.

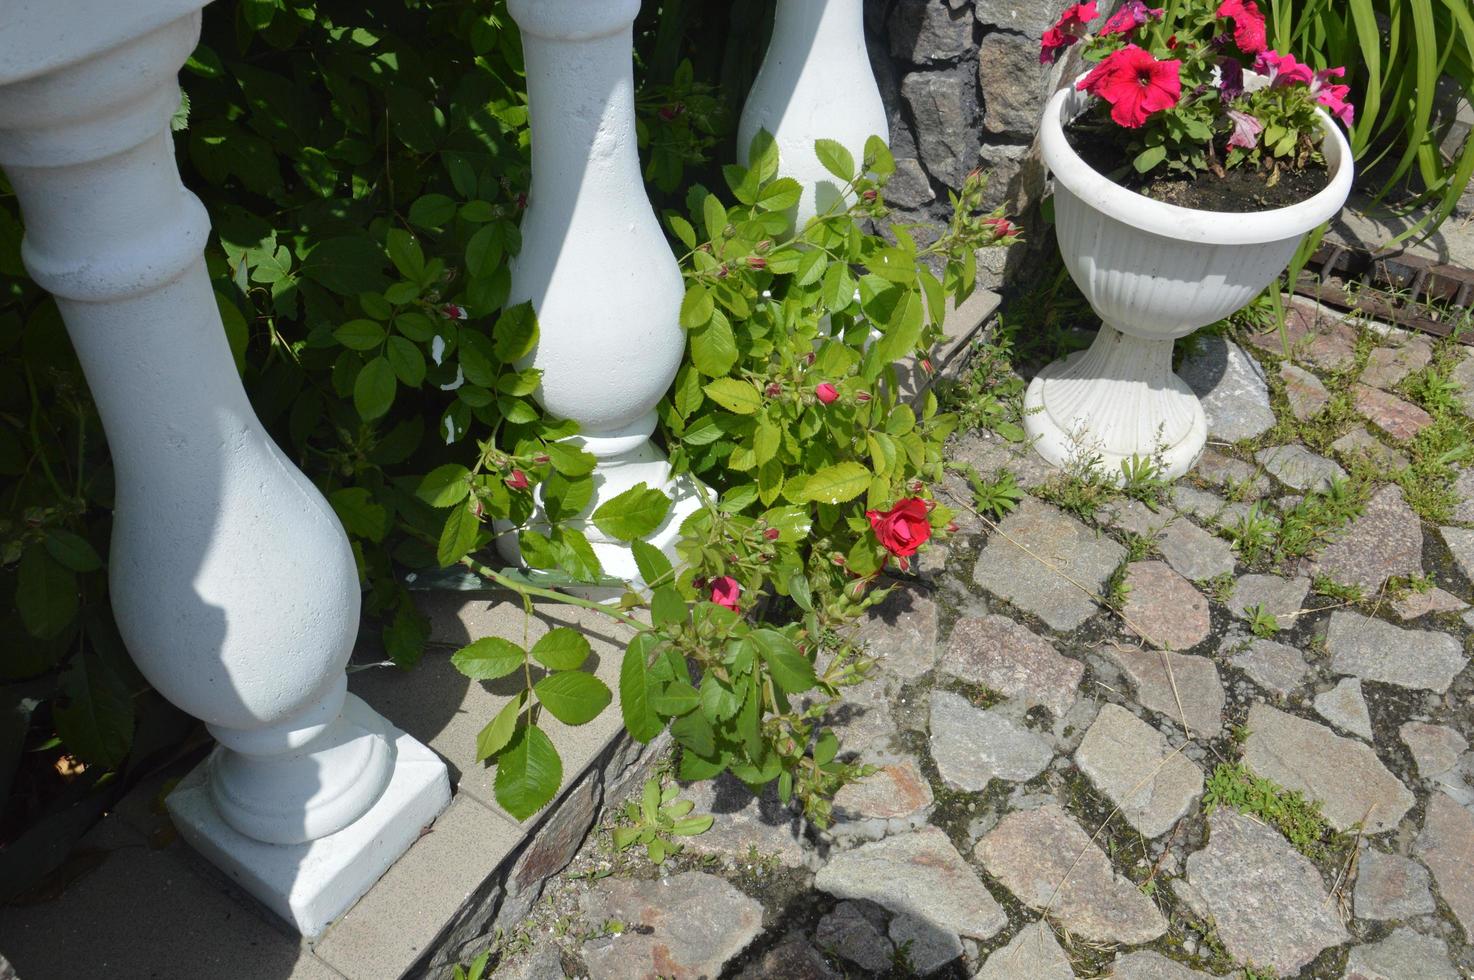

[862,0,1089,284]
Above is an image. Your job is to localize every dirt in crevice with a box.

[1063,121,1331,213]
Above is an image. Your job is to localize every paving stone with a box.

[949,430,1057,490]
[579,871,764,980]
[1352,848,1436,920]
[929,689,1053,792]
[1104,497,1175,538]
[1343,926,1459,980]
[1280,362,1331,419]
[1326,610,1466,693]
[1255,444,1348,492]
[678,774,807,867]
[1353,384,1434,441]
[975,803,1168,944]
[733,932,841,980]
[1310,485,1424,592]
[1434,752,1474,807]
[888,911,963,974]
[1227,636,1311,696]
[1392,586,1467,620]
[973,921,1075,979]
[1330,427,1410,470]
[1170,485,1226,524]
[1454,352,1474,417]
[1107,646,1225,736]
[1119,561,1210,651]
[1108,950,1218,979]
[1248,299,1358,372]
[942,615,1083,718]
[1179,335,1275,442]
[1155,518,1237,582]
[1441,524,1474,583]
[498,942,567,980]
[1451,467,1474,523]
[816,826,1008,947]
[856,585,939,680]
[1242,703,1413,833]
[1312,677,1374,740]
[1361,341,1433,389]
[1400,722,1469,779]
[1185,808,1349,975]
[830,755,935,841]
[973,497,1126,631]
[1074,704,1203,838]
[1193,448,1266,494]
[1414,791,1474,938]
[815,900,894,974]
[1228,573,1310,625]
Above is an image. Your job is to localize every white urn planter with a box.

[738,0,888,227]
[503,0,700,584]
[1024,81,1354,479]
[0,6,448,937]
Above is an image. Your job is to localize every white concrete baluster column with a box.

[0,9,449,937]
[504,0,700,583]
[738,0,889,227]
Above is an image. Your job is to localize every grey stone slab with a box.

[889,910,964,974]
[1256,444,1348,492]
[1192,447,1266,494]
[1392,586,1467,620]
[816,826,1008,944]
[816,901,894,974]
[1280,362,1330,420]
[1228,573,1310,626]
[1120,560,1210,651]
[733,932,840,980]
[973,497,1125,631]
[1414,791,1474,939]
[829,755,935,842]
[977,31,1053,138]
[1325,610,1466,693]
[1360,340,1432,389]
[1170,485,1226,524]
[580,872,763,980]
[1310,484,1424,593]
[1400,722,1468,779]
[1154,517,1237,583]
[974,921,1075,979]
[316,796,521,979]
[1452,468,1474,523]
[1442,524,1474,583]
[887,0,973,63]
[1312,678,1374,740]
[1227,636,1311,696]
[975,803,1167,944]
[929,689,1053,791]
[1185,808,1349,975]
[1330,427,1410,470]
[0,818,341,980]
[1074,704,1203,838]
[1108,950,1219,978]
[1352,848,1436,920]
[1108,645,1224,736]
[856,585,939,680]
[1243,704,1413,833]
[942,614,1083,718]
[1343,927,1459,980]
[1353,383,1434,442]
[1179,336,1275,442]
[678,773,808,867]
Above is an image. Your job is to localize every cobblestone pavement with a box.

[487,304,1474,979]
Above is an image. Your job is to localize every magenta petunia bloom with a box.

[1254,50,1315,87]
[1040,2,1099,63]
[1216,0,1267,54]
[1100,0,1165,36]
[1078,44,1183,128]
[1311,66,1355,126]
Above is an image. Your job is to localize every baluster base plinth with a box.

[166,695,450,937]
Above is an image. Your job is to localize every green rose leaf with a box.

[495,723,562,821]
[436,499,480,567]
[533,670,611,726]
[353,355,397,420]
[43,530,102,573]
[531,627,591,671]
[53,653,134,769]
[631,540,673,586]
[493,302,538,361]
[476,692,523,762]
[451,636,525,680]
[386,336,426,386]
[750,628,818,695]
[800,461,871,504]
[16,546,77,639]
[814,138,856,183]
[620,633,665,742]
[333,318,384,351]
[650,680,700,717]
[702,378,762,415]
[328,487,390,542]
[689,312,737,377]
[757,177,803,212]
[592,482,671,541]
[680,284,714,329]
[417,463,471,507]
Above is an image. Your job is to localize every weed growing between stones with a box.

[1201,762,1348,863]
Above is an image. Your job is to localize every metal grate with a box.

[1293,242,1474,344]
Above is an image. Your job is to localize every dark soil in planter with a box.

[1064,121,1330,212]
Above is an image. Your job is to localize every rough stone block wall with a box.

[863,0,1090,284]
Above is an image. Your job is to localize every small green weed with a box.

[1203,762,1340,860]
[1244,603,1279,638]
[610,776,713,865]
[966,466,1025,521]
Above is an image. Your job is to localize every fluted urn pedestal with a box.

[0,5,448,937]
[502,0,701,585]
[738,0,888,228]
[1025,79,1354,479]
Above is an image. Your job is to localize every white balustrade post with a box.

[503,0,700,583]
[0,9,449,937]
[738,0,889,227]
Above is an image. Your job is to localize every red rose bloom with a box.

[1216,0,1266,55]
[1078,45,1182,129]
[866,498,933,558]
[710,575,741,611]
[506,469,529,491]
[815,382,839,404]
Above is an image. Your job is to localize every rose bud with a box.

[516,192,528,210]
[533,454,551,464]
[658,105,677,121]
[471,498,486,518]
[804,352,816,365]
[764,527,780,540]
[815,383,839,405]
[920,358,934,374]
[506,469,530,491]
[766,382,782,397]
[755,239,773,254]
[855,391,872,403]
[946,521,960,534]
[441,303,468,320]
[748,256,767,270]
[716,264,730,279]
[909,479,924,493]
[861,189,878,202]
[831,554,847,567]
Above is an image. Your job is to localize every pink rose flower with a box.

[865,498,933,559]
[815,383,839,404]
[709,575,741,611]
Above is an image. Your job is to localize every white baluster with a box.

[503,0,700,584]
[738,0,889,227]
[0,11,449,937]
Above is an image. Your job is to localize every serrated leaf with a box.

[592,483,671,541]
[650,680,700,717]
[750,628,818,695]
[531,628,591,671]
[476,693,524,761]
[417,463,471,507]
[689,313,737,376]
[702,378,762,415]
[353,355,397,420]
[533,671,611,726]
[800,461,871,504]
[814,138,856,182]
[386,336,425,386]
[451,636,525,680]
[495,723,562,821]
[620,633,665,742]
[651,586,687,628]
[544,441,597,477]
[53,653,134,768]
[493,302,538,362]
[631,540,673,586]
[328,487,389,542]
[680,284,714,329]
[436,500,480,567]
[757,177,803,212]
[43,530,102,573]
[333,318,385,350]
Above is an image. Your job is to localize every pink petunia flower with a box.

[1254,50,1315,88]
[1311,66,1355,126]
[1216,0,1267,54]
[1078,44,1183,128]
[1100,0,1165,36]
[1040,2,1099,63]
[1226,109,1264,149]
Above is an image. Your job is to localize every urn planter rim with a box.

[1041,75,1354,247]
[507,0,641,41]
